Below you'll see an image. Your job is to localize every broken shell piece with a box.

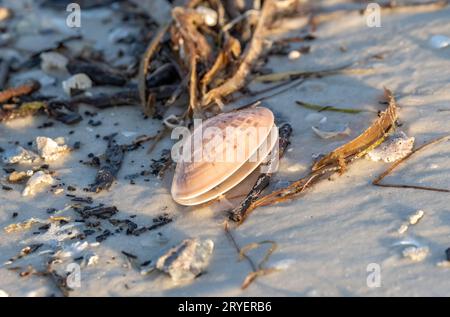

[402,246,429,262]
[22,171,54,196]
[36,136,69,161]
[288,50,301,60]
[8,170,34,183]
[40,52,68,73]
[397,224,409,234]
[429,35,450,49]
[2,146,40,164]
[171,107,278,206]
[367,131,415,163]
[312,124,351,139]
[86,253,99,266]
[0,289,9,297]
[156,238,214,282]
[409,210,424,225]
[62,73,93,96]
[196,6,218,26]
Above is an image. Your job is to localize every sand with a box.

[1,0,450,297]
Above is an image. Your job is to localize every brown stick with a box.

[373,135,450,193]
[0,80,40,104]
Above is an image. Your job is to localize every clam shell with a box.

[172,107,277,206]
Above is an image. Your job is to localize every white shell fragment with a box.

[368,131,415,163]
[397,210,425,234]
[62,73,93,96]
[312,124,351,139]
[2,146,40,164]
[409,210,424,225]
[22,171,54,197]
[429,35,450,49]
[36,136,69,161]
[196,6,218,26]
[397,224,409,234]
[156,238,214,282]
[402,246,429,262]
[288,50,301,60]
[40,52,68,73]
[0,289,9,297]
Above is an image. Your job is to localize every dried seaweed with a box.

[312,88,397,172]
[89,135,124,193]
[253,64,372,83]
[138,23,170,116]
[245,88,398,210]
[75,204,119,219]
[296,100,369,114]
[224,222,278,290]
[45,101,82,124]
[373,134,450,193]
[0,101,46,122]
[201,0,277,108]
[67,59,128,86]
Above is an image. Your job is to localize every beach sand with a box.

[0,0,450,296]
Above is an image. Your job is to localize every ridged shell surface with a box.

[171,107,275,204]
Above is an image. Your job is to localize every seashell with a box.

[171,107,278,206]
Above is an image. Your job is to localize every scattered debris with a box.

[62,73,93,96]
[429,34,450,49]
[89,135,124,193]
[156,238,214,282]
[5,244,43,264]
[402,246,429,262]
[368,132,415,163]
[243,89,397,211]
[8,170,33,183]
[2,146,40,165]
[4,216,69,233]
[75,204,118,219]
[36,136,70,161]
[22,171,54,196]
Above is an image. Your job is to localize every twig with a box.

[138,23,170,116]
[0,80,40,104]
[373,135,450,193]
